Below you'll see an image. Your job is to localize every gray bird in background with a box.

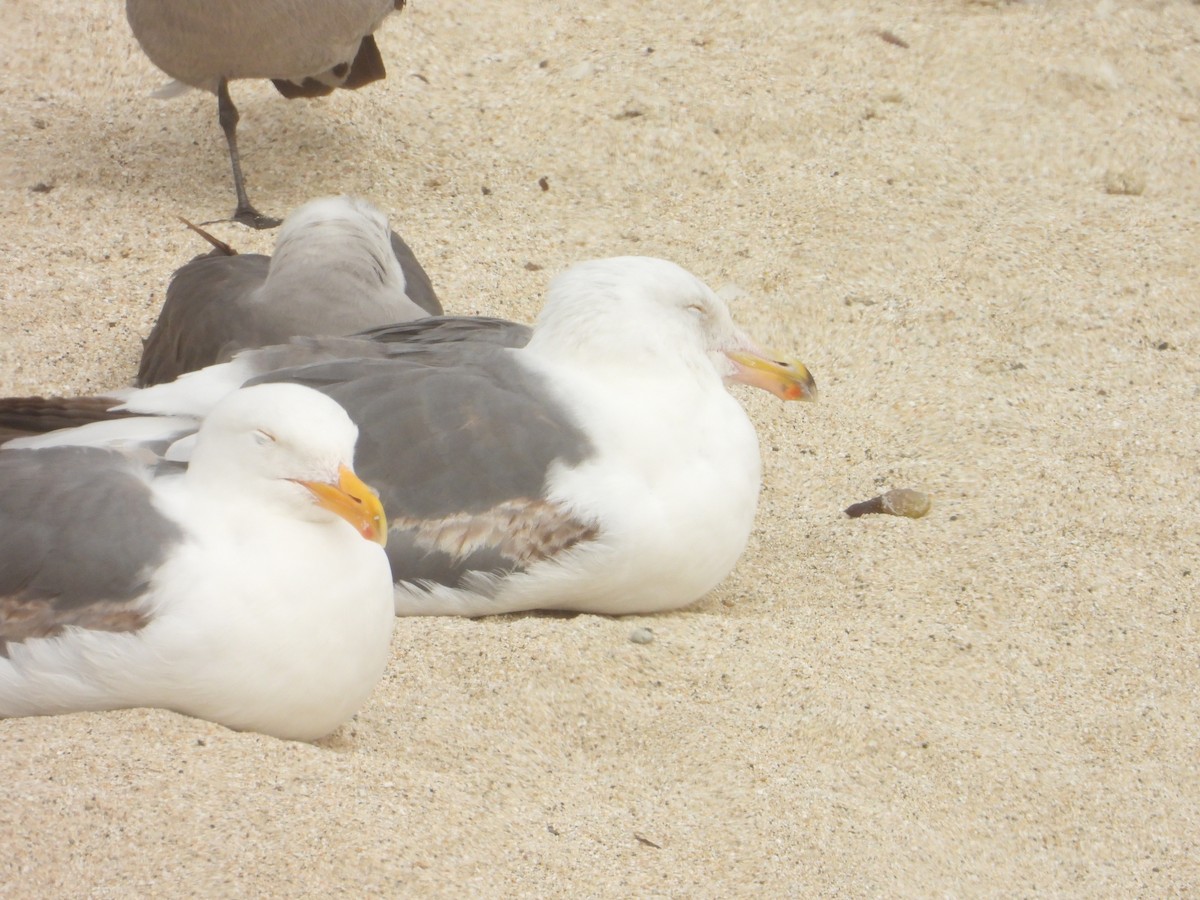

[137,195,442,386]
[125,0,406,228]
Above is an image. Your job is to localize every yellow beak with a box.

[296,465,388,546]
[725,350,818,402]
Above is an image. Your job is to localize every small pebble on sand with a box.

[845,488,932,519]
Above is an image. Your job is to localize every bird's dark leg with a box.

[216,78,281,229]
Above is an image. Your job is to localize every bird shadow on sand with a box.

[16,86,394,228]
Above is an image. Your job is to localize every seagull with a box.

[0,383,395,741]
[4,257,817,618]
[125,0,407,228]
[138,195,442,386]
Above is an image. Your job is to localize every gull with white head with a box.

[0,383,394,741]
[4,258,817,618]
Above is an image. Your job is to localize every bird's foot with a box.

[231,205,282,230]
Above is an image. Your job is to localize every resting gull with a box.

[4,257,817,618]
[125,0,407,227]
[138,195,442,386]
[0,383,394,741]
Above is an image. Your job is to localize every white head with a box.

[527,257,816,401]
[186,384,386,544]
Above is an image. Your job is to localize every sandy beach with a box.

[1,0,1198,894]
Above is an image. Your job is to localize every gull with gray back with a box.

[138,196,441,387]
[0,384,394,741]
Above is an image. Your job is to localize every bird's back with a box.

[137,252,273,387]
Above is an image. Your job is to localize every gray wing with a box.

[0,447,185,656]
[356,315,531,348]
[389,232,442,316]
[0,320,529,442]
[137,252,272,387]
[272,31,387,98]
[138,230,443,388]
[253,346,598,592]
[234,316,530,380]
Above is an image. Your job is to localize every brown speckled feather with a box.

[251,342,600,591]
